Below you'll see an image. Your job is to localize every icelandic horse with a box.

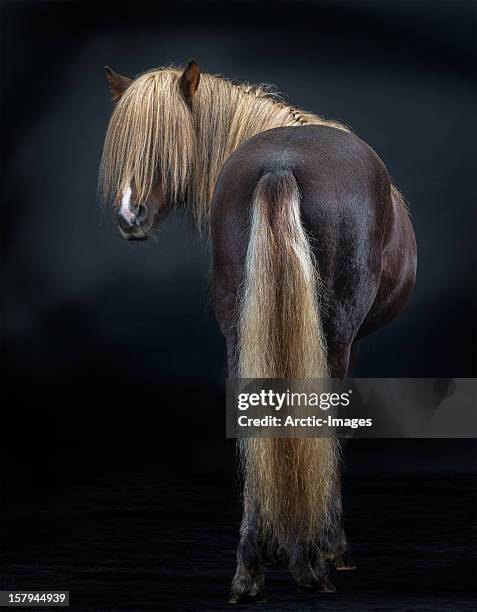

[99,61,417,602]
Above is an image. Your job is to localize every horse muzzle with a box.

[116,203,150,240]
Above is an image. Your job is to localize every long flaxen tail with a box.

[238,169,339,547]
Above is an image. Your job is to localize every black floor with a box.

[1,472,476,611]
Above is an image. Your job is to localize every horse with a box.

[99,60,417,602]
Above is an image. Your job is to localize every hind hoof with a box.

[315,575,337,592]
[295,567,336,593]
[229,591,265,604]
[229,574,265,604]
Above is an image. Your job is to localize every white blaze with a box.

[119,185,135,223]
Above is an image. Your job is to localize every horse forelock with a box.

[99,68,194,211]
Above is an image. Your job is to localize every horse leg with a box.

[221,330,266,603]
[211,260,267,601]
[327,521,356,570]
[319,342,357,571]
[222,331,267,603]
[320,476,356,571]
[229,493,266,603]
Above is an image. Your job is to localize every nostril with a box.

[136,203,148,224]
[117,202,148,231]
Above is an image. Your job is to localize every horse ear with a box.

[180,60,200,107]
[104,66,133,102]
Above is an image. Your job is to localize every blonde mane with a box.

[99,66,349,230]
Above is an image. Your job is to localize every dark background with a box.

[1,1,476,609]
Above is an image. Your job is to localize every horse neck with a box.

[188,76,348,231]
[190,83,300,229]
